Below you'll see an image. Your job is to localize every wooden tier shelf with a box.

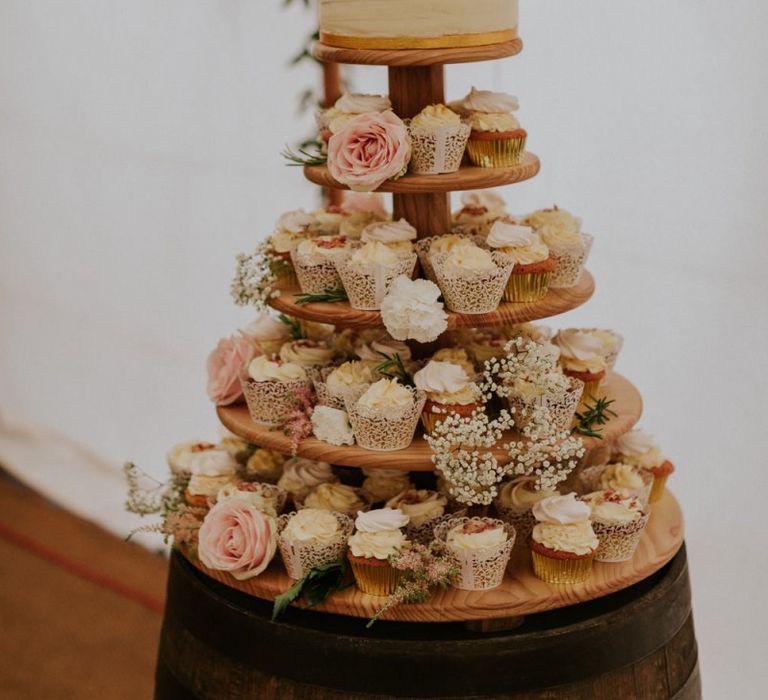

[314,38,524,67]
[218,371,642,472]
[270,272,594,331]
[304,155,540,194]
[183,491,682,623]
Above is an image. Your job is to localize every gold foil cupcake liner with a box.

[407,123,471,175]
[277,511,354,580]
[240,378,312,425]
[591,512,650,563]
[648,474,669,504]
[466,134,527,168]
[503,271,552,302]
[530,549,594,584]
[348,557,402,596]
[579,379,603,403]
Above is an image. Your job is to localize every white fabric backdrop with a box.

[1,1,767,696]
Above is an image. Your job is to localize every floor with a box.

[0,474,168,700]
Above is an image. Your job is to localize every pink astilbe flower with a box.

[282,384,315,455]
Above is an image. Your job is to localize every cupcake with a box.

[613,430,675,504]
[339,210,390,239]
[345,379,426,451]
[291,235,352,294]
[242,448,286,483]
[552,329,608,400]
[278,508,354,580]
[312,360,378,410]
[185,449,238,508]
[431,241,514,314]
[240,311,291,355]
[166,440,217,476]
[278,339,335,369]
[524,207,593,288]
[216,434,252,464]
[321,93,392,138]
[360,219,417,258]
[493,476,559,544]
[335,241,417,311]
[241,355,310,424]
[387,489,450,544]
[529,493,598,584]
[580,462,653,507]
[302,482,370,516]
[216,480,285,518]
[451,190,508,237]
[347,508,410,596]
[413,361,483,434]
[362,468,414,504]
[269,209,318,286]
[580,328,624,370]
[415,233,478,282]
[468,330,512,365]
[277,458,337,502]
[311,205,348,237]
[354,334,412,366]
[407,104,470,175]
[461,88,527,167]
[506,371,584,434]
[435,517,514,591]
[582,490,650,563]
[430,347,477,380]
[486,220,555,302]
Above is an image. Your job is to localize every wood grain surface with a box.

[313,38,524,66]
[304,154,541,193]
[182,491,682,623]
[268,271,594,330]
[217,370,641,472]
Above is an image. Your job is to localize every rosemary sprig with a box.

[278,313,305,340]
[272,560,349,620]
[295,289,348,305]
[572,396,618,439]
[281,144,327,167]
[375,351,414,387]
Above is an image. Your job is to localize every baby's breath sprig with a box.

[230,240,279,309]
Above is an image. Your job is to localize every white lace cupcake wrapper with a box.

[407,123,471,175]
[345,391,426,451]
[405,508,468,545]
[577,465,654,509]
[506,378,584,433]
[431,253,514,314]
[241,378,312,425]
[291,249,345,295]
[434,517,516,591]
[335,255,417,310]
[548,233,594,288]
[591,512,650,563]
[277,511,354,580]
[415,234,484,283]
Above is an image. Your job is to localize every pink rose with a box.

[197,499,277,580]
[328,111,411,192]
[206,334,258,406]
[342,192,388,218]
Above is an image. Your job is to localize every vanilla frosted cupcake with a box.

[335,241,417,311]
[185,449,238,508]
[302,482,369,515]
[407,104,470,174]
[431,347,477,380]
[506,366,584,434]
[414,361,482,434]
[486,220,555,302]
[269,209,318,286]
[316,360,378,408]
[355,335,412,365]
[216,481,285,518]
[347,508,410,596]
[387,488,450,543]
[529,493,598,584]
[524,206,593,288]
[613,430,674,503]
[277,458,337,502]
[494,477,559,543]
[553,329,608,399]
[362,468,414,504]
[345,378,426,451]
[436,517,514,590]
[580,462,653,507]
[582,490,649,562]
[431,241,513,314]
[339,210,390,239]
[461,88,527,167]
[579,328,624,370]
[243,448,286,484]
[278,508,354,579]
[167,440,217,476]
[321,93,392,137]
[451,190,508,237]
[415,233,479,282]
[291,235,351,294]
[240,312,291,355]
[278,339,334,369]
[360,219,417,258]
[241,355,310,424]
[311,205,349,236]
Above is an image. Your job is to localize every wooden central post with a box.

[388,65,451,238]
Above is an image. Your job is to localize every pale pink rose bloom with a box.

[342,192,388,218]
[197,499,277,580]
[328,111,411,192]
[206,334,258,406]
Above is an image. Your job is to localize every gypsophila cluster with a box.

[481,337,567,400]
[426,409,514,505]
[230,240,279,309]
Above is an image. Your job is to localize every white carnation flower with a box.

[311,406,355,446]
[380,276,448,343]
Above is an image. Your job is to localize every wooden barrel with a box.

[155,545,700,699]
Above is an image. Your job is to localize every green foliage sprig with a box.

[295,289,348,305]
[281,144,327,167]
[272,560,349,620]
[572,396,618,439]
[375,352,414,387]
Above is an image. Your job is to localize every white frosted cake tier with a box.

[319,0,518,50]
